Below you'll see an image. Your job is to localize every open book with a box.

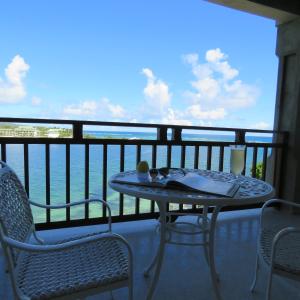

[112,171,240,198]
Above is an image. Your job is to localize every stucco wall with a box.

[274,17,300,201]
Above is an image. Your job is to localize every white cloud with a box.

[161,108,193,126]
[222,80,259,108]
[0,55,30,103]
[205,48,225,63]
[31,96,42,106]
[139,66,228,125]
[251,121,271,130]
[102,98,125,118]
[186,104,226,120]
[205,48,239,80]
[60,50,260,128]
[182,53,199,66]
[64,100,97,116]
[182,48,259,122]
[63,98,126,120]
[142,68,171,116]
[142,68,155,80]
[140,68,193,125]
[191,77,220,99]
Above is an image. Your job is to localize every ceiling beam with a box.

[248,0,300,15]
[206,0,299,24]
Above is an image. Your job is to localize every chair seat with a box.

[16,237,129,300]
[260,227,300,275]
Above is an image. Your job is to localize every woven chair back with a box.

[0,161,33,263]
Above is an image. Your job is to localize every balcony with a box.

[0,117,287,230]
[1,0,300,299]
[0,117,290,299]
[1,209,299,299]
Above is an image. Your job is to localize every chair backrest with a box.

[0,161,33,263]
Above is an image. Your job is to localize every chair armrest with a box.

[260,199,300,227]
[262,199,300,211]
[30,198,112,231]
[29,198,110,210]
[269,226,300,267]
[3,232,132,255]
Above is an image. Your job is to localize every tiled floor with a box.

[1,209,300,300]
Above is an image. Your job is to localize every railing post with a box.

[171,128,182,141]
[272,131,289,197]
[1,143,6,162]
[73,123,83,142]
[157,127,168,141]
[235,130,245,144]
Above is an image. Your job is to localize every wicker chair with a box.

[251,199,300,300]
[0,161,133,300]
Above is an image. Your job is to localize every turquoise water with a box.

[3,131,272,223]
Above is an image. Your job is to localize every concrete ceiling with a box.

[206,0,300,24]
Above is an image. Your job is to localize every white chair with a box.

[251,199,300,300]
[0,161,133,300]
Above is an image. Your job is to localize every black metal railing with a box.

[0,117,287,230]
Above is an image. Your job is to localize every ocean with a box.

[4,131,272,223]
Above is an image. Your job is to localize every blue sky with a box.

[0,0,278,130]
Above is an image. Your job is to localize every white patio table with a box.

[109,169,275,300]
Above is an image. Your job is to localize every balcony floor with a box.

[1,209,300,300]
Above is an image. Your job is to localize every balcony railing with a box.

[0,117,287,230]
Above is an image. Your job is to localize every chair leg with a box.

[250,254,259,292]
[266,267,273,300]
[144,249,159,277]
[202,205,210,267]
[129,284,133,300]
[202,232,210,267]
[110,290,114,300]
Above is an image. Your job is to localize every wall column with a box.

[274,17,300,201]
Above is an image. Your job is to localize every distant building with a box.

[16,126,37,137]
[0,126,37,137]
[47,129,60,138]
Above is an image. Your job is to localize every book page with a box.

[167,172,239,197]
[112,172,165,187]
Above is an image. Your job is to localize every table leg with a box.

[143,248,159,277]
[202,205,210,267]
[145,202,167,300]
[208,205,222,300]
